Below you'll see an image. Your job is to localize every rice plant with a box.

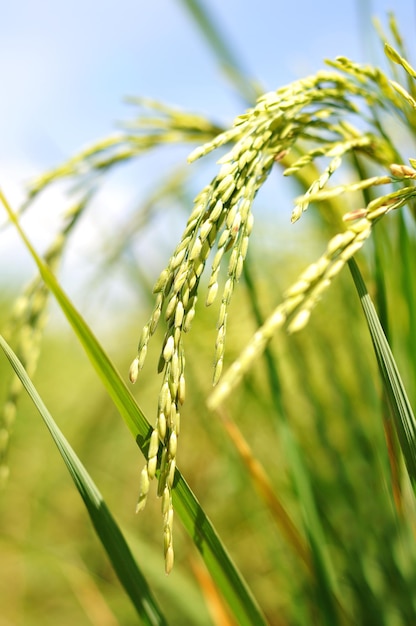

[2,6,416,625]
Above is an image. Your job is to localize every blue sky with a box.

[2,1,415,180]
[1,0,415,287]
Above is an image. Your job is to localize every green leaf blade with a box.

[348,258,416,484]
[0,334,168,626]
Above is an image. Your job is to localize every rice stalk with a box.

[129,46,416,570]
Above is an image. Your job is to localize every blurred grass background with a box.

[3,209,416,624]
[2,2,416,625]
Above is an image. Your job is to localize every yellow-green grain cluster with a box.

[209,162,416,409]
[130,44,416,570]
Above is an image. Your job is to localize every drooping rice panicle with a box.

[129,45,416,571]
[208,161,416,410]
[289,136,373,223]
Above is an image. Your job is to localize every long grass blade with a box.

[0,334,167,626]
[0,190,267,626]
[397,210,416,397]
[348,257,416,485]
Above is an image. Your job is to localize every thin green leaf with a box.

[0,334,167,626]
[348,257,416,484]
[398,210,416,393]
[0,190,268,626]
